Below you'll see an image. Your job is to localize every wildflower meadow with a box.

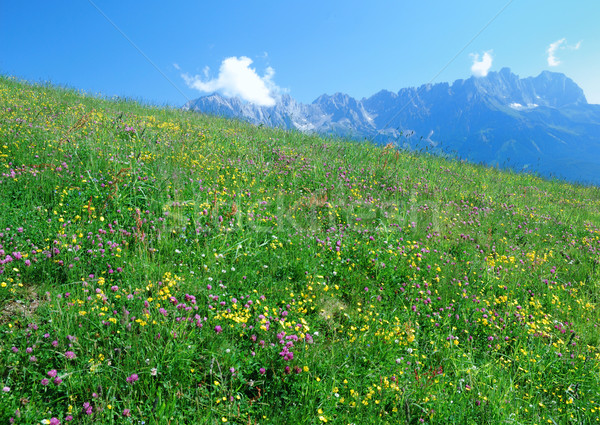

[1,76,599,424]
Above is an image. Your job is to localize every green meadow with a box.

[1,76,599,424]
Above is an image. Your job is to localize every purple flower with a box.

[65,351,76,359]
[50,418,61,425]
[47,369,57,378]
[2,386,10,392]
[123,409,131,417]
[259,367,266,375]
[83,402,93,415]
[54,377,63,385]
[40,378,49,386]
[126,373,139,383]
[214,325,222,334]
[65,415,73,422]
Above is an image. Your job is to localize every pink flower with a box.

[47,369,57,378]
[126,373,139,383]
[214,325,222,334]
[123,409,131,417]
[65,351,76,359]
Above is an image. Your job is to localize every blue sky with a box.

[1,1,599,106]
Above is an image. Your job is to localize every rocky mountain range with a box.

[182,68,600,185]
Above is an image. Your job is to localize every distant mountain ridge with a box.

[182,68,600,185]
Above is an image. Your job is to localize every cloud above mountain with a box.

[182,56,278,106]
[470,51,493,77]
[547,38,582,67]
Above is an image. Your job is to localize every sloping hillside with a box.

[1,77,599,424]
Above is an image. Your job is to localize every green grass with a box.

[1,75,599,424]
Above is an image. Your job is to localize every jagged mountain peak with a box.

[184,71,599,184]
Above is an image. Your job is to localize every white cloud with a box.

[547,38,582,66]
[470,51,493,77]
[173,63,181,71]
[182,56,279,106]
[547,38,565,66]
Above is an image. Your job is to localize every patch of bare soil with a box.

[0,287,41,325]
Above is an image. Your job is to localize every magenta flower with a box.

[47,369,57,378]
[40,378,49,386]
[259,367,266,375]
[123,409,131,417]
[126,373,139,383]
[64,351,76,359]
[214,325,222,334]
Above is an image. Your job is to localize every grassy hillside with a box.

[1,76,599,424]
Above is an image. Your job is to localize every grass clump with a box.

[0,75,599,424]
